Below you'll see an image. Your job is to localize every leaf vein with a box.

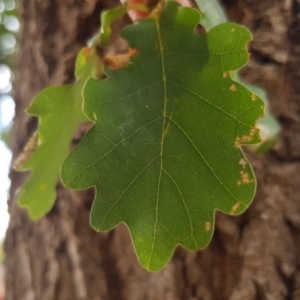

[166,117,241,203]
[162,169,197,247]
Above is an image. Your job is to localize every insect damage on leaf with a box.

[104,48,139,69]
[62,1,264,271]
[235,127,260,148]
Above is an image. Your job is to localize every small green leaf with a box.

[62,2,264,271]
[16,84,87,219]
[100,4,128,46]
[75,48,90,79]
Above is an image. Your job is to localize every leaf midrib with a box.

[147,17,167,268]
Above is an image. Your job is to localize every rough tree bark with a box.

[4,0,300,299]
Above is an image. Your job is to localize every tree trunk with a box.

[4,0,300,299]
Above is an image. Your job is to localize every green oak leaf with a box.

[16,84,87,219]
[61,2,264,271]
[100,4,128,46]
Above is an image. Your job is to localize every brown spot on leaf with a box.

[235,127,260,148]
[104,48,139,70]
[205,221,211,232]
[239,170,254,185]
[229,84,237,91]
[230,202,240,215]
[83,47,91,60]
[239,158,247,168]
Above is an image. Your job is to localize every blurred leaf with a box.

[195,0,227,30]
[0,125,12,147]
[16,84,87,219]
[100,4,128,46]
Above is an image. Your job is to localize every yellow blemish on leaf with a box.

[93,112,98,121]
[235,127,259,148]
[39,184,47,190]
[230,202,240,215]
[250,127,259,135]
[104,48,139,70]
[231,28,235,32]
[251,93,256,101]
[239,158,247,168]
[223,72,228,78]
[205,221,211,232]
[37,134,43,146]
[229,84,237,91]
[239,170,254,184]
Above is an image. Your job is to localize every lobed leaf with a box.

[62,2,264,271]
[16,84,87,219]
[195,0,280,151]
